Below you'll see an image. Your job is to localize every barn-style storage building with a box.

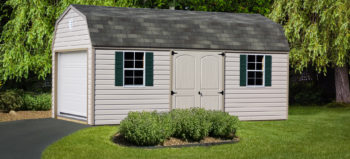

[52,5,290,125]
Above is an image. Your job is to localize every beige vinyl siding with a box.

[52,7,94,124]
[224,53,288,120]
[53,8,91,51]
[94,50,171,125]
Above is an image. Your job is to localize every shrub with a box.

[0,90,24,112]
[23,93,51,110]
[119,111,173,146]
[325,102,350,108]
[208,110,239,138]
[171,108,211,141]
[119,108,240,146]
[158,112,174,138]
[289,81,332,105]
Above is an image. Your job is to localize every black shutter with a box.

[240,55,247,86]
[145,52,154,86]
[265,55,272,86]
[115,52,123,86]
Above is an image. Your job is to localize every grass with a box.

[42,106,350,159]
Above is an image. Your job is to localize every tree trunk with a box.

[335,66,350,103]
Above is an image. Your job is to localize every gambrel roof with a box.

[70,4,289,51]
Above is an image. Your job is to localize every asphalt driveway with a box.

[0,118,89,159]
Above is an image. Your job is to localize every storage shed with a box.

[52,5,290,125]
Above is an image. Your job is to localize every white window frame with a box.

[246,54,265,88]
[122,51,146,87]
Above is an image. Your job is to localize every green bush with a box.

[289,80,332,105]
[325,102,350,108]
[158,112,174,138]
[119,111,173,146]
[119,108,240,146]
[171,108,211,141]
[23,93,51,110]
[208,110,239,138]
[0,90,24,112]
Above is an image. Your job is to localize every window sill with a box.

[122,85,146,88]
[244,86,266,88]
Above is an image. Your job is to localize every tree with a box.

[0,0,11,34]
[0,0,273,82]
[174,0,273,15]
[111,0,274,15]
[0,0,116,82]
[269,0,350,103]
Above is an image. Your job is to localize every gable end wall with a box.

[52,8,94,124]
[53,8,91,51]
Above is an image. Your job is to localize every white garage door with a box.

[57,51,87,120]
[172,51,224,110]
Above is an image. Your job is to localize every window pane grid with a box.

[247,55,264,86]
[123,52,145,86]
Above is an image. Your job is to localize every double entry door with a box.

[172,51,224,110]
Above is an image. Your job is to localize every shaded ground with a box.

[0,110,51,122]
[0,118,89,159]
[113,133,239,147]
[42,106,350,159]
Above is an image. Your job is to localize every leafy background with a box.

[0,0,273,81]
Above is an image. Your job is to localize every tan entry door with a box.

[172,51,224,110]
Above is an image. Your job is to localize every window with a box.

[247,55,264,86]
[124,52,145,86]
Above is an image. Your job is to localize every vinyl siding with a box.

[94,50,171,125]
[52,7,94,124]
[53,8,91,51]
[224,53,288,120]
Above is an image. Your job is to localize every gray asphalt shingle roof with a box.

[71,5,289,52]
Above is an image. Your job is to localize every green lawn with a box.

[42,106,350,159]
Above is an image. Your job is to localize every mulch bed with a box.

[113,133,240,149]
[0,110,51,122]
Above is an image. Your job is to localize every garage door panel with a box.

[58,51,87,119]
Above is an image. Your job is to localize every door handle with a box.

[198,91,202,96]
[218,91,224,95]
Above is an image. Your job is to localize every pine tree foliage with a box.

[269,0,350,74]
